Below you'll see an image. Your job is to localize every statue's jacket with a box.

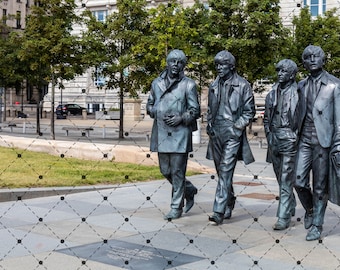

[263,82,299,163]
[206,72,255,165]
[146,70,200,153]
[296,71,340,148]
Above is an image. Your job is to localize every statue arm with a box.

[146,82,157,118]
[234,83,255,130]
[333,83,340,144]
[263,91,272,137]
[182,82,201,126]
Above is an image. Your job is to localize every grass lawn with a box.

[0,146,197,188]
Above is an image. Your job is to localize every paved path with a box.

[1,117,340,269]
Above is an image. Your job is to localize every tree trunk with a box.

[51,71,55,140]
[118,72,124,139]
[2,87,6,122]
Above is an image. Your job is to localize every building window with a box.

[92,10,107,22]
[304,0,326,16]
[16,11,21,29]
[94,65,106,87]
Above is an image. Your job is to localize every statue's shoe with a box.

[208,213,223,225]
[306,225,322,241]
[273,218,290,230]
[164,209,182,220]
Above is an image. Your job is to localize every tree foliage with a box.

[19,0,83,87]
[0,32,24,89]
[204,0,288,86]
[82,0,149,97]
[14,0,85,137]
[81,0,149,138]
[132,0,200,92]
[291,7,340,77]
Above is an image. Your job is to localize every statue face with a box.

[215,59,234,80]
[166,58,185,78]
[277,66,292,84]
[303,52,324,73]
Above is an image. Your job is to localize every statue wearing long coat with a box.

[295,71,340,219]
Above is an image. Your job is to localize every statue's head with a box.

[166,49,187,78]
[302,45,325,73]
[275,59,298,84]
[214,50,235,67]
[214,50,236,80]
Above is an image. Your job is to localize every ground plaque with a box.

[58,239,204,269]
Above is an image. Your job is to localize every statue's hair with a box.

[214,50,236,67]
[276,59,298,76]
[166,49,187,65]
[302,45,325,61]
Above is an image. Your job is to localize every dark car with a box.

[56,104,86,118]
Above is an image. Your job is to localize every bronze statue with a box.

[206,50,255,225]
[146,49,200,220]
[294,45,340,240]
[264,59,298,230]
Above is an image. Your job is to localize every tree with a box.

[132,0,200,92]
[184,0,215,94]
[204,0,244,56]
[82,0,149,139]
[240,0,289,84]
[18,0,84,138]
[0,21,26,122]
[188,0,289,88]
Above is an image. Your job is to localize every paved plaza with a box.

[0,116,340,269]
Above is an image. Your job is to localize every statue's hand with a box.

[164,114,182,127]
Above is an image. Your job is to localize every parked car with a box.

[56,104,86,118]
[17,111,28,118]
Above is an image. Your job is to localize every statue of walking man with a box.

[264,59,298,230]
[206,50,255,225]
[147,49,200,220]
[294,45,340,240]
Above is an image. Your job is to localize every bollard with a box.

[102,125,106,138]
[82,109,87,120]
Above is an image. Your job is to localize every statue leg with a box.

[169,153,188,210]
[158,153,188,210]
[213,138,240,215]
[294,141,313,212]
[311,145,329,227]
[277,149,297,219]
